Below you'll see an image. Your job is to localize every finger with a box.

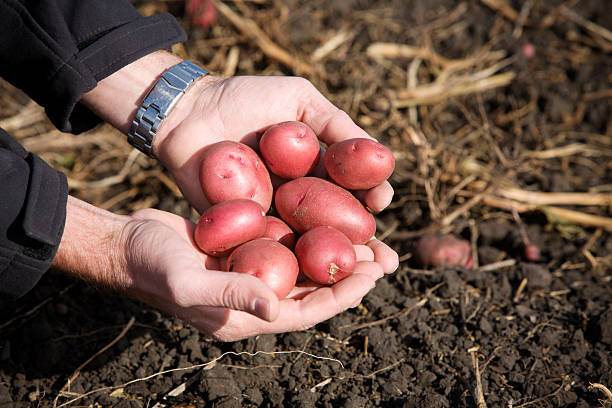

[354,244,375,262]
[174,270,280,321]
[353,261,385,281]
[366,239,399,274]
[354,181,394,212]
[286,260,381,301]
[202,272,377,341]
[296,86,373,146]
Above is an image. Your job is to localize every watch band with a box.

[127,60,208,158]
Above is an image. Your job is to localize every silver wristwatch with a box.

[127,60,208,158]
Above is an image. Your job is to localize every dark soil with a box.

[1,0,611,407]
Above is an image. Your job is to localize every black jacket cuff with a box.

[0,129,68,299]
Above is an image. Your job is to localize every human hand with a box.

[152,74,395,214]
[129,208,395,341]
[54,197,394,341]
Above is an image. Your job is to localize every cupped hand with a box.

[125,208,396,341]
[153,75,394,214]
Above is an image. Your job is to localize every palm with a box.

[157,75,387,213]
[127,209,396,341]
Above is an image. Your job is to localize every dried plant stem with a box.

[482,196,612,231]
[59,316,135,399]
[470,348,488,408]
[212,0,315,75]
[499,187,612,206]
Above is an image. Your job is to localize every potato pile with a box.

[193,121,395,298]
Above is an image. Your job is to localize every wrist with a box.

[81,50,184,136]
[53,196,132,290]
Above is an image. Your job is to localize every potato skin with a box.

[324,138,395,190]
[227,239,299,299]
[199,141,273,211]
[295,226,356,285]
[274,177,376,244]
[259,121,320,179]
[194,199,266,256]
[415,234,473,269]
[263,216,296,249]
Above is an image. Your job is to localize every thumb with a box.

[178,270,280,321]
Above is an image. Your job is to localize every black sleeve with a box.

[0,129,68,300]
[0,0,187,133]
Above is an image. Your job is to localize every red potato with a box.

[295,226,356,285]
[194,199,266,256]
[275,177,376,245]
[199,141,273,211]
[325,138,395,190]
[263,216,297,249]
[415,234,473,269]
[259,121,321,179]
[227,238,299,299]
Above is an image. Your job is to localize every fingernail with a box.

[350,298,363,308]
[253,298,270,321]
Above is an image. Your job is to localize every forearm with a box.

[80,50,218,159]
[52,196,131,290]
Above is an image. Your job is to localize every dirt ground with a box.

[1,0,611,407]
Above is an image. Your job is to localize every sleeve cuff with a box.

[0,144,68,299]
[49,12,187,134]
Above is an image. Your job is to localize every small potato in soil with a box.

[415,233,473,269]
[199,141,273,211]
[295,226,356,285]
[274,177,376,245]
[259,121,320,179]
[194,199,266,257]
[263,216,296,249]
[227,238,299,299]
[324,138,395,190]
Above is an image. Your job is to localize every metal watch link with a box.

[127,60,208,158]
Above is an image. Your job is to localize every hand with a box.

[153,73,395,214]
[53,197,394,341]
[129,208,394,341]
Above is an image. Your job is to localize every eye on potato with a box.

[274,177,376,245]
[227,238,299,299]
[194,199,267,257]
[324,138,395,190]
[199,141,273,211]
[259,121,320,179]
[295,226,356,285]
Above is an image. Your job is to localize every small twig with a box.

[480,0,519,22]
[310,30,354,62]
[589,382,612,405]
[442,171,512,226]
[61,317,136,392]
[470,348,488,408]
[353,359,405,379]
[211,0,315,75]
[54,350,344,407]
[310,378,332,392]
[477,259,516,273]
[512,376,571,407]
[524,143,612,159]
[500,188,612,207]
[513,278,528,303]
[469,219,480,269]
[481,196,612,231]
[343,283,443,331]
[560,6,612,44]
[0,284,74,331]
